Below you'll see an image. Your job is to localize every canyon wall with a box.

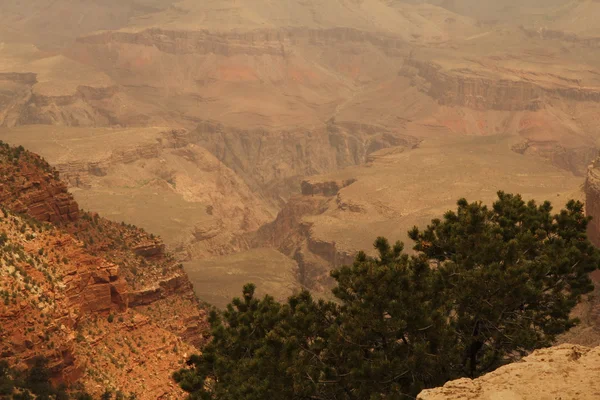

[75,27,407,57]
[0,143,208,398]
[192,121,420,204]
[0,71,122,127]
[586,157,600,246]
[521,26,600,48]
[252,179,358,290]
[0,143,79,223]
[54,129,187,189]
[402,59,600,111]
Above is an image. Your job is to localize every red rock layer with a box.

[0,143,208,398]
[0,143,79,223]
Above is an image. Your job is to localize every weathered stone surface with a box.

[403,59,600,111]
[418,344,600,400]
[586,157,600,246]
[0,144,208,399]
[301,179,357,196]
[0,148,79,223]
[133,241,166,258]
[129,274,190,306]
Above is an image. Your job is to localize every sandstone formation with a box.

[0,144,208,398]
[587,157,600,246]
[251,135,584,292]
[191,121,420,202]
[0,143,79,223]
[403,57,600,111]
[301,178,358,197]
[251,194,347,291]
[418,344,600,400]
[75,27,407,57]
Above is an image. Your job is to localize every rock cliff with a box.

[586,157,600,246]
[0,70,123,128]
[75,27,407,57]
[0,143,208,398]
[0,142,79,223]
[418,344,600,400]
[402,59,600,111]
[192,120,420,204]
[251,180,358,291]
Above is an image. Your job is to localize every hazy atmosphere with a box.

[2,1,600,399]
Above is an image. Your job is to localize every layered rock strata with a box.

[403,59,600,111]
[0,144,79,222]
[0,144,208,398]
[252,179,357,290]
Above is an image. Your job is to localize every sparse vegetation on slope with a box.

[0,142,208,399]
[176,192,600,399]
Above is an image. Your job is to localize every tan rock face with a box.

[418,344,600,400]
[191,121,420,203]
[586,158,600,246]
[251,192,356,290]
[404,58,600,111]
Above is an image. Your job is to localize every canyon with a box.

[3,1,600,395]
[2,2,600,293]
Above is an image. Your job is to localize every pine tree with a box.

[175,284,332,400]
[176,192,600,399]
[409,192,599,376]
[319,239,457,399]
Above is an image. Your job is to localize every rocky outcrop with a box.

[301,178,357,196]
[13,84,120,126]
[192,120,419,203]
[55,129,187,188]
[0,72,38,85]
[128,274,190,306]
[521,26,600,48]
[60,245,128,312]
[514,140,598,177]
[0,71,121,127]
[0,143,208,398]
[133,240,166,258]
[0,144,79,223]
[402,59,600,111]
[0,213,129,385]
[586,157,600,246]
[75,27,406,57]
[252,183,357,290]
[418,344,600,400]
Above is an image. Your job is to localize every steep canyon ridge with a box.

[3,0,600,397]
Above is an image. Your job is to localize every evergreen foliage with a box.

[175,192,600,399]
[0,357,93,399]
